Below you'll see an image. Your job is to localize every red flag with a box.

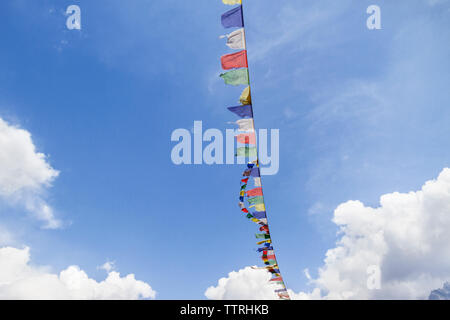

[262,256,276,262]
[270,277,283,282]
[221,50,248,70]
[259,225,269,232]
[236,133,256,145]
[241,178,249,184]
[247,187,263,197]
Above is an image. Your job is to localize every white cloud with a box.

[0,246,156,300]
[205,267,279,300]
[298,168,450,299]
[208,169,450,300]
[98,261,115,273]
[0,117,61,228]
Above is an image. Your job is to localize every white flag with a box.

[253,177,262,187]
[236,119,254,132]
[221,28,245,50]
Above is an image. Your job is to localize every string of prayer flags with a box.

[220,28,245,50]
[220,68,249,86]
[228,105,253,118]
[221,5,244,28]
[219,0,290,300]
[222,0,242,5]
[221,50,248,70]
[240,86,252,105]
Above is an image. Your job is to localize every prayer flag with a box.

[253,177,262,187]
[255,233,271,239]
[221,50,248,70]
[250,203,266,212]
[270,277,283,282]
[247,187,263,197]
[253,211,266,219]
[220,68,249,85]
[235,118,254,132]
[236,133,256,145]
[221,6,244,28]
[240,86,252,105]
[228,105,253,118]
[221,28,245,49]
[222,0,242,5]
[247,196,264,205]
[250,167,260,177]
[236,147,257,157]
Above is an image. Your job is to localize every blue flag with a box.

[257,246,273,252]
[250,167,260,177]
[228,105,253,118]
[253,211,267,219]
[221,6,244,28]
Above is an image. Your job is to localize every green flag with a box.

[247,196,264,205]
[236,147,257,157]
[255,233,271,239]
[220,68,249,86]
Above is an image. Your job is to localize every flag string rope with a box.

[219,0,290,300]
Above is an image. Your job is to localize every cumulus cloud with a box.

[0,246,156,300]
[429,282,450,300]
[0,117,61,228]
[298,168,450,299]
[208,169,450,300]
[205,267,279,300]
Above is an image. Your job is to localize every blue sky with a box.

[0,0,449,299]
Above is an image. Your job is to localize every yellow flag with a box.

[222,0,242,5]
[250,203,266,212]
[240,86,252,105]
